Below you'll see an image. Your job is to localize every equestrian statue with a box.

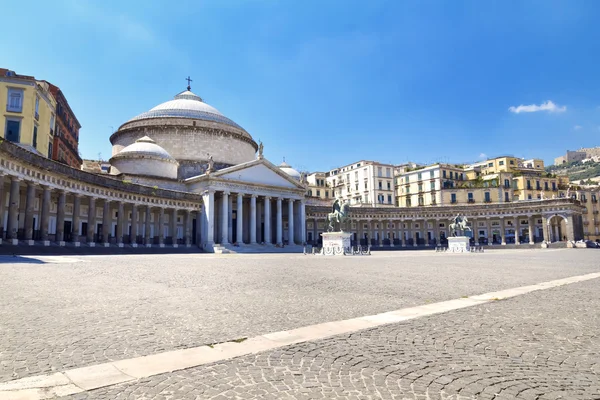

[449,213,471,237]
[326,198,350,232]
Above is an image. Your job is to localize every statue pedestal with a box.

[448,236,470,253]
[320,232,352,256]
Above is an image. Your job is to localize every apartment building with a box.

[327,160,396,207]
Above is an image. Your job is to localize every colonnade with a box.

[0,176,198,247]
[201,189,306,248]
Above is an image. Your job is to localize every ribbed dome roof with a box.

[114,136,175,160]
[126,89,244,130]
[279,161,301,180]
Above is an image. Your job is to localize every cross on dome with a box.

[185,76,193,91]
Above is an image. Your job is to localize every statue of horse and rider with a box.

[449,213,471,237]
[326,198,350,232]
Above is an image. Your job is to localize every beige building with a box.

[326,160,396,207]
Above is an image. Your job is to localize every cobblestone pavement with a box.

[65,278,600,400]
[1,249,599,385]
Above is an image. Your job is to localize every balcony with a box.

[6,104,22,113]
[468,199,475,203]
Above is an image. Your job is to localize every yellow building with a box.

[1,68,56,158]
[306,172,332,200]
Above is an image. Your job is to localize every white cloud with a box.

[508,100,566,114]
[478,153,487,159]
[573,125,583,130]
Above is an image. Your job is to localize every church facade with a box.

[0,86,587,251]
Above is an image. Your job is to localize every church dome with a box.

[110,136,178,179]
[127,90,245,131]
[279,161,301,180]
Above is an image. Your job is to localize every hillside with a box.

[546,161,600,185]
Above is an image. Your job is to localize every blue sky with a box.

[3,0,599,172]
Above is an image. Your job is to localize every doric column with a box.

[195,210,202,246]
[131,204,139,246]
[566,215,575,242]
[221,192,229,245]
[171,208,178,247]
[500,217,506,245]
[6,177,21,241]
[228,196,234,243]
[276,197,283,245]
[288,199,295,245]
[201,190,215,248]
[56,190,66,244]
[72,194,82,244]
[528,216,535,244]
[116,202,125,245]
[299,200,306,244]
[379,221,384,246]
[0,174,5,239]
[264,196,271,244]
[102,200,111,246]
[86,196,96,244]
[144,206,152,246]
[236,193,244,244]
[158,208,165,247]
[184,210,192,246]
[471,218,478,245]
[24,182,36,242]
[250,195,257,244]
[514,217,520,245]
[414,221,419,247]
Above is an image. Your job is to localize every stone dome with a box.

[279,161,301,180]
[110,136,178,179]
[127,90,248,134]
[110,87,258,179]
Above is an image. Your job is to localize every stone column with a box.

[72,195,81,245]
[202,190,215,249]
[500,217,506,245]
[250,195,257,244]
[413,221,419,247]
[102,200,111,246]
[86,196,96,245]
[0,174,5,239]
[275,197,283,245]
[299,200,306,244]
[6,177,20,242]
[554,223,560,242]
[236,193,244,244]
[404,222,410,247]
[221,192,229,245]
[514,217,520,245]
[116,202,125,246]
[228,195,234,243]
[195,210,202,247]
[158,208,165,247]
[542,217,550,243]
[528,216,535,244]
[184,210,192,246]
[144,206,152,247]
[288,199,294,245]
[130,204,139,247]
[486,218,492,245]
[312,217,318,245]
[56,190,66,245]
[24,182,36,244]
[566,215,575,242]
[356,219,362,246]
[264,196,271,244]
[378,221,384,247]
[171,208,179,247]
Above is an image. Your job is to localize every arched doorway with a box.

[546,214,568,242]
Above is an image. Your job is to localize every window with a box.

[552,182,556,190]
[527,180,531,190]
[430,182,435,190]
[7,88,24,112]
[544,182,549,190]
[449,171,454,179]
[316,190,320,196]
[488,162,493,167]
[378,167,382,177]
[325,191,329,198]
[443,170,447,178]
[378,181,382,189]
[418,196,424,206]
[451,193,457,203]
[47,142,53,158]
[418,172,422,180]
[430,170,434,178]
[406,197,412,207]
[308,190,313,196]
[387,182,391,190]
[504,179,510,189]
[484,192,491,202]
[5,119,20,142]
[528,194,532,200]
[468,192,474,202]
[386,168,391,178]
[499,160,505,166]
[406,186,410,193]
[536,180,541,190]
[418,183,423,192]
[35,96,40,119]
[32,125,38,148]
[388,195,392,204]
[510,160,514,165]
[504,192,510,202]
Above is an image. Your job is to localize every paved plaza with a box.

[1,249,599,399]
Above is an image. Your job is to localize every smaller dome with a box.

[117,136,175,160]
[109,136,178,180]
[279,161,301,180]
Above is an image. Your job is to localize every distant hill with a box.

[546,161,600,185]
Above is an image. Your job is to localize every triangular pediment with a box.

[215,163,299,189]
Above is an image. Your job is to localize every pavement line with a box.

[2,272,599,400]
